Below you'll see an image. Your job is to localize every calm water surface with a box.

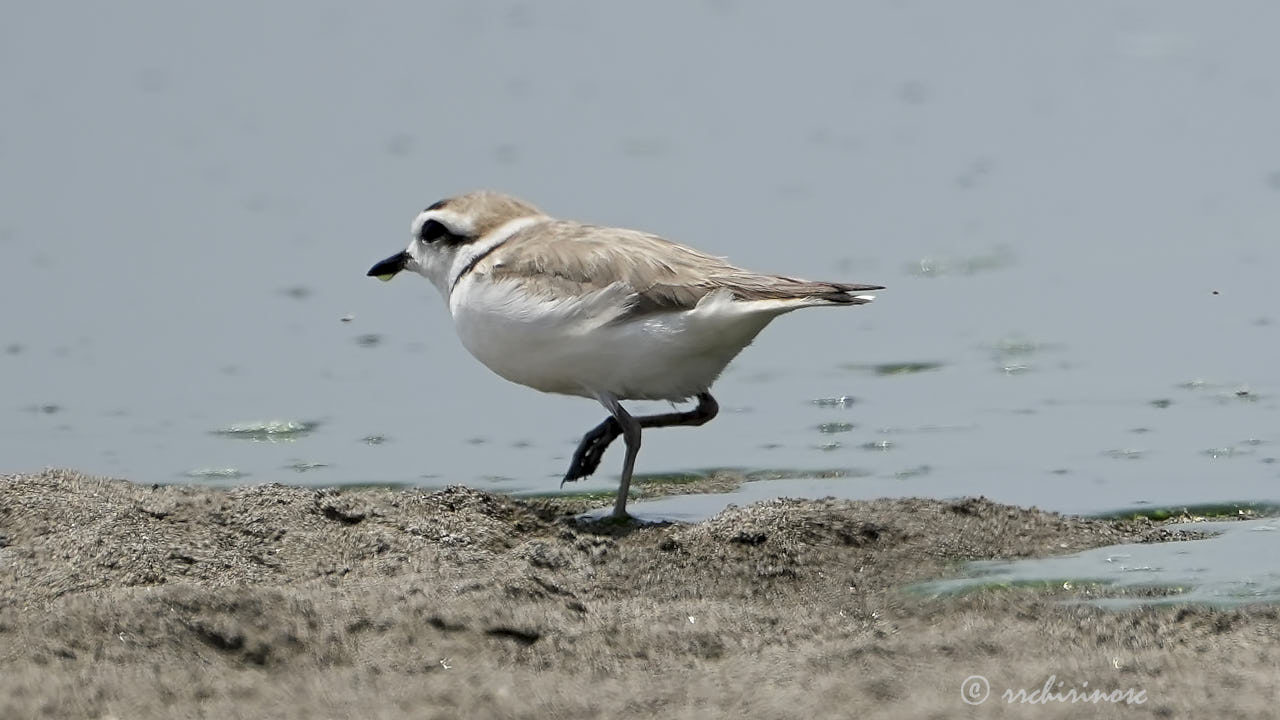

[3,2,1278,599]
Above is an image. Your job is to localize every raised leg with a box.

[562,392,720,491]
[561,416,619,487]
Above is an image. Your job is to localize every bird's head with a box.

[367,191,545,297]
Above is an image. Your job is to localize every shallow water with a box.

[3,3,1279,597]
[913,517,1280,607]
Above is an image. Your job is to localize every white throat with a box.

[405,214,549,301]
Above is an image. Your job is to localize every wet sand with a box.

[2,469,1277,719]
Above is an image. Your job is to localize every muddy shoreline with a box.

[2,469,1276,718]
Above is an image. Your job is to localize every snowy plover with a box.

[368,191,882,518]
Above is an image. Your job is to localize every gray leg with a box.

[597,394,643,519]
[563,393,719,486]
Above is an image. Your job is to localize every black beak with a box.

[367,251,409,281]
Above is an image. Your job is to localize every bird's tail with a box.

[736,277,883,305]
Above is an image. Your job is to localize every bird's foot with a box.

[560,418,621,486]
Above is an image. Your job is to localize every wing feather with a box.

[475,221,883,317]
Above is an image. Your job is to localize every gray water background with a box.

[3,2,1279,599]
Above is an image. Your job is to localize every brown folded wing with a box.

[475,221,883,317]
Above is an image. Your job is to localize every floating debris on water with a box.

[742,468,862,481]
[286,461,330,472]
[362,434,388,445]
[816,422,855,434]
[845,361,944,376]
[811,395,857,408]
[1204,446,1255,459]
[862,440,895,451]
[24,403,62,415]
[340,314,354,323]
[185,467,247,480]
[1104,448,1145,460]
[355,333,383,348]
[815,441,842,452]
[1150,399,1173,409]
[1174,380,1262,403]
[214,420,318,442]
[894,465,932,480]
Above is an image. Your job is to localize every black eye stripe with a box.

[418,219,469,244]
[418,219,448,243]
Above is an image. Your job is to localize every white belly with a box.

[449,279,783,401]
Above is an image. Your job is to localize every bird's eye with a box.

[418,219,454,244]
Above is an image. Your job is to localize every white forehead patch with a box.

[412,208,475,239]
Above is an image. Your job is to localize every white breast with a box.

[448,277,784,401]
